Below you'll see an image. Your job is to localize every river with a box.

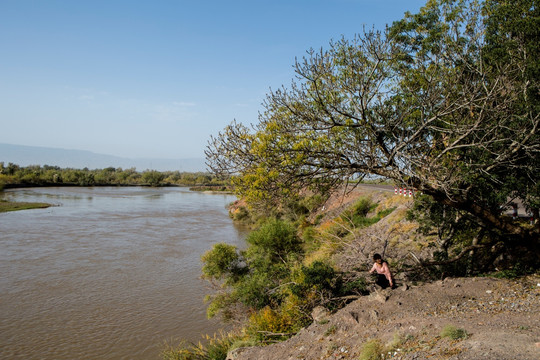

[0,186,248,360]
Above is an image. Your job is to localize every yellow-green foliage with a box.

[248,306,290,334]
[246,301,306,342]
[302,240,337,266]
[0,174,16,190]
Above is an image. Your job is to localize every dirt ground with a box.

[228,275,540,360]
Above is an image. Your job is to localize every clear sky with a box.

[0,0,426,160]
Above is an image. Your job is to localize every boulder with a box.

[311,305,330,322]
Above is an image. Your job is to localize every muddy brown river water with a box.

[0,187,247,360]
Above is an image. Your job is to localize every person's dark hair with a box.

[373,253,382,261]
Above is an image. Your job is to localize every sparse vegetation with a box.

[358,339,384,360]
[440,325,469,340]
[161,332,236,360]
[324,325,336,336]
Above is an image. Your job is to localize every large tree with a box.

[206,0,539,250]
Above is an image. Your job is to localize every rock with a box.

[370,309,379,321]
[226,347,251,360]
[369,291,388,303]
[401,283,409,291]
[312,306,330,322]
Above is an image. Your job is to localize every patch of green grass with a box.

[440,325,469,340]
[358,339,384,360]
[377,207,396,218]
[339,199,396,231]
[0,200,51,213]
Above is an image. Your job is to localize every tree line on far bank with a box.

[0,162,230,189]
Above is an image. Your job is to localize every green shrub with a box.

[233,271,277,309]
[340,276,367,296]
[300,261,337,291]
[488,262,536,279]
[440,325,469,340]
[246,219,302,260]
[201,243,244,283]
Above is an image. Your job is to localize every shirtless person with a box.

[369,253,394,289]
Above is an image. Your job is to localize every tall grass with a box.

[161,332,236,360]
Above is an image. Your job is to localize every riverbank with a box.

[215,185,539,360]
[229,275,540,360]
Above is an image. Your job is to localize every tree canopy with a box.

[206,0,539,250]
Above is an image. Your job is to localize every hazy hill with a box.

[0,143,206,172]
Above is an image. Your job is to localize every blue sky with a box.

[0,0,426,160]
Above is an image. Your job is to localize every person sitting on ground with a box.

[369,253,394,289]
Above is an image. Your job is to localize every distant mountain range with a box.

[0,143,207,172]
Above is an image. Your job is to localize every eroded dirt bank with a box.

[229,276,540,360]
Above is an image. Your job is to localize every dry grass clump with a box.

[358,339,385,360]
[440,325,469,340]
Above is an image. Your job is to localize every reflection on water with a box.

[0,187,247,360]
